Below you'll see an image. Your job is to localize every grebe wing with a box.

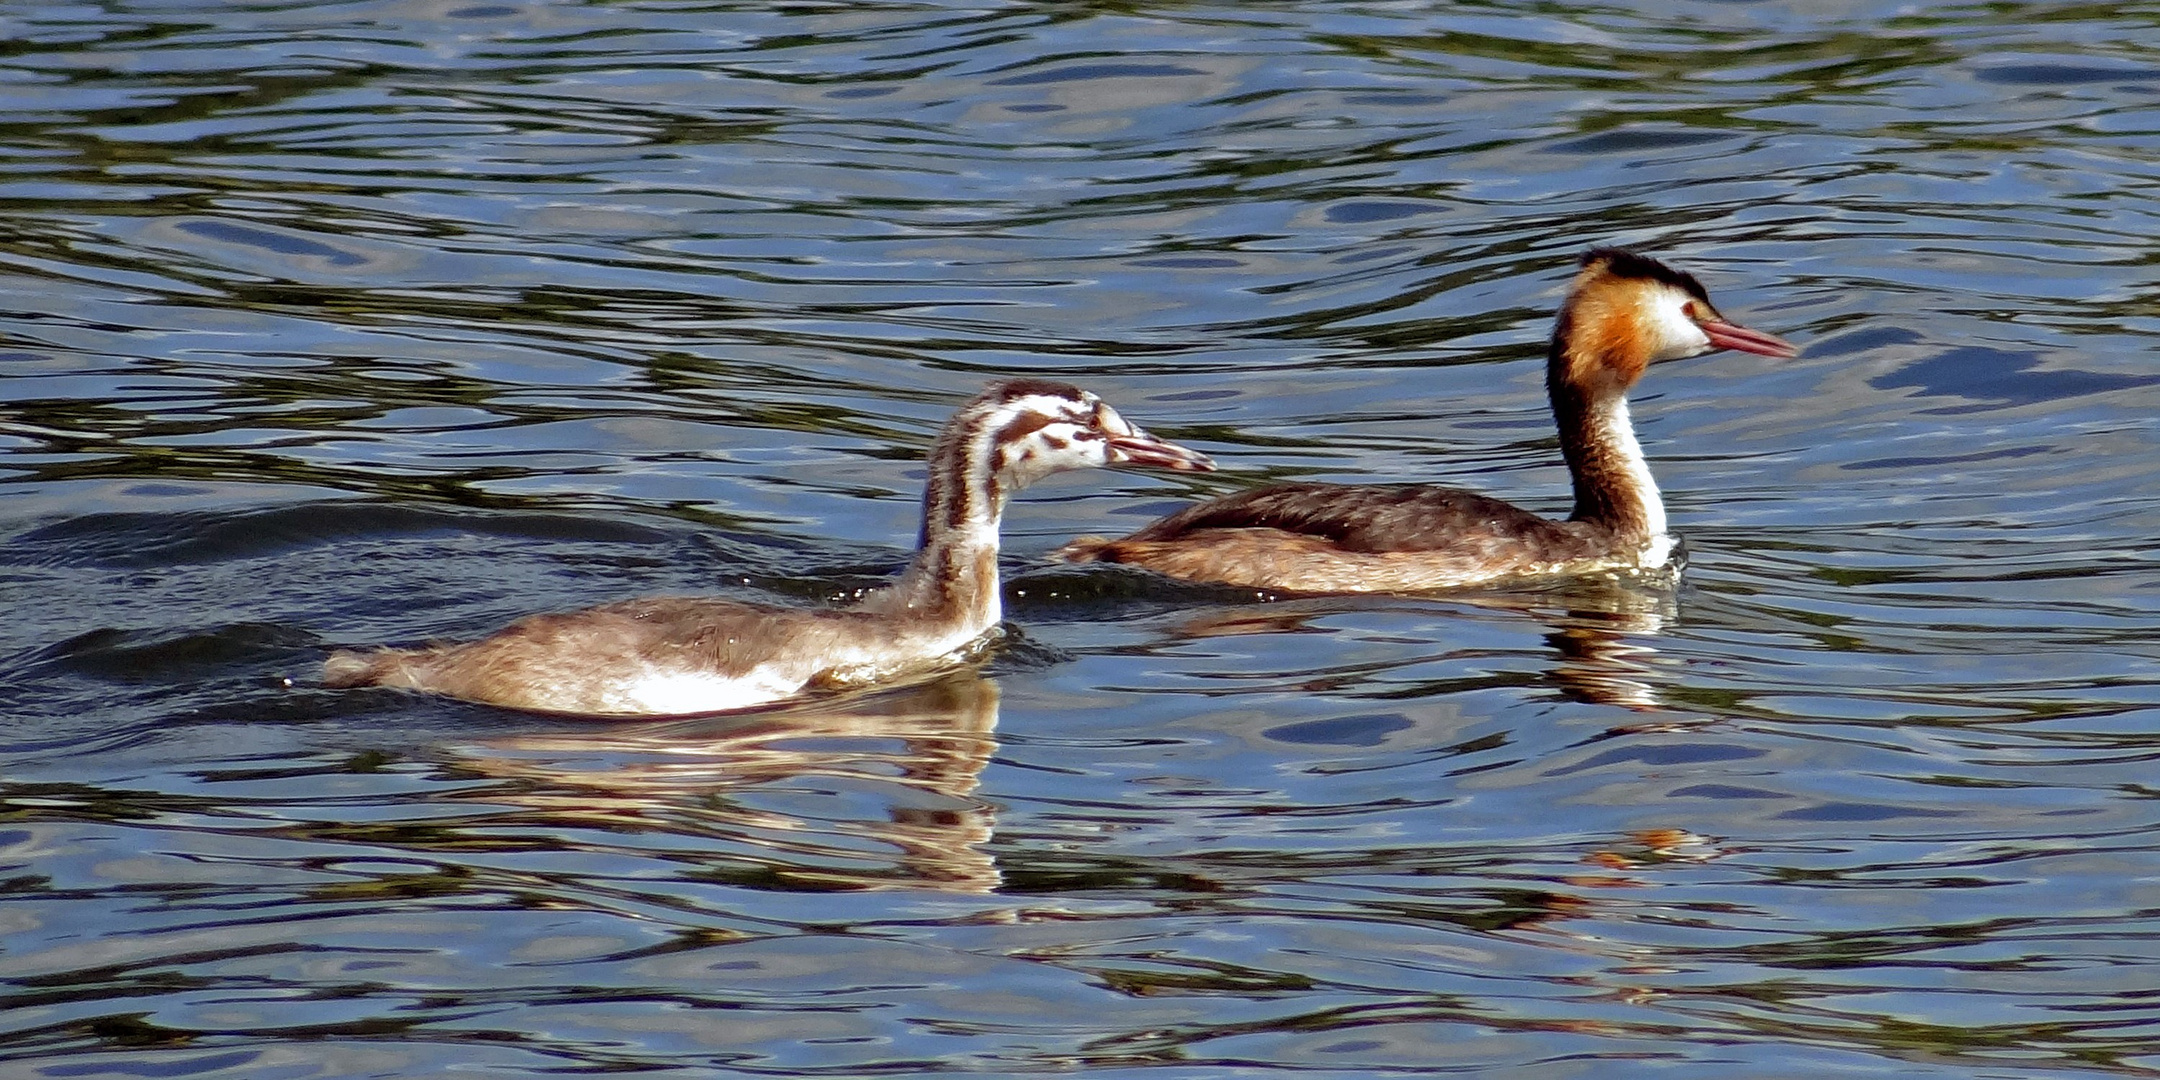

[1122,483,1575,554]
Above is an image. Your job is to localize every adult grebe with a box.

[1056,249,1797,592]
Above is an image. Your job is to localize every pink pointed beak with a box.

[1701,318,1799,358]
[1108,430,1216,472]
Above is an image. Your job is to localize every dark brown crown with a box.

[974,377,1089,406]
[1581,247,1710,304]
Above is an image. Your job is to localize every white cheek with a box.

[1646,294,1712,360]
[1008,437,1110,481]
[1046,449,1108,476]
[1052,427,1111,466]
[1666,321,1712,357]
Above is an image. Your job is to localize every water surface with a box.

[6,1,2160,1076]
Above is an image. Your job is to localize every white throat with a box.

[1601,396,1671,561]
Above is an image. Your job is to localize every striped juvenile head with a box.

[920,379,1213,537]
[952,379,1215,490]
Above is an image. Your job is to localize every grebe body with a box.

[326,379,1213,716]
[1056,249,1797,593]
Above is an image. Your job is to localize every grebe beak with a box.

[1700,318,1799,359]
[1108,430,1216,472]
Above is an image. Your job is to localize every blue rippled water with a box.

[5,1,2160,1076]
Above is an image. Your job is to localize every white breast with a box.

[1639,531,1677,568]
[601,664,807,716]
[598,625,995,716]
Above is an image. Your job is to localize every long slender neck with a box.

[1548,343,1666,544]
[857,421,1008,632]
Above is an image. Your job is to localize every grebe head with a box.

[939,378,1214,496]
[1558,248,1799,391]
[983,379,1213,484]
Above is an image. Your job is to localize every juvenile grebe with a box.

[1056,248,1797,592]
[325,379,1213,716]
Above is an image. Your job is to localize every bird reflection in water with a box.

[1155,576,1681,716]
[1535,583,1677,717]
[440,673,1004,893]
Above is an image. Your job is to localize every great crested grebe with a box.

[1056,248,1798,593]
[325,379,1214,716]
